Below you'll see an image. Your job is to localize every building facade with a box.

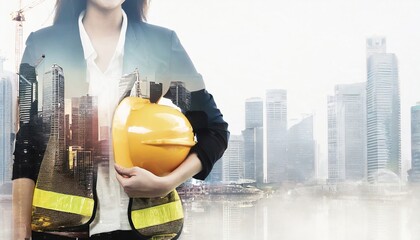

[287,115,315,182]
[366,37,401,183]
[328,83,367,182]
[0,66,13,186]
[242,97,264,184]
[19,63,37,125]
[266,89,287,183]
[287,115,315,183]
[409,103,420,182]
[70,95,98,149]
[43,64,66,172]
[222,135,244,183]
[207,159,223,183]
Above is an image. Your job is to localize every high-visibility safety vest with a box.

[31,119,186,239]
[32,185,184,239]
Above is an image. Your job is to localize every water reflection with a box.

[180,194,264,240]
[1,191,420,240]
[179,191,420,240]
[0,197,12,240]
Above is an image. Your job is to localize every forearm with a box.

[163,152,202,190]
[115,152,202,198]
[12,178,35,240]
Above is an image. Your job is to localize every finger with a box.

[115,172,129,186]
[114,164,135,177]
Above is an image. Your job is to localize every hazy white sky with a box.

[1,0,419,178]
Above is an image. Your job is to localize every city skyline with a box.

[1,54,416,186]
[0,0,419,181]
[144,0,420,181]
[2,50,416,185]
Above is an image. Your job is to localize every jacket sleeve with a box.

[12,33,45,182]
[164,31,229,180]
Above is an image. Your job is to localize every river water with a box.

[1,192,419,240]
[179,192,420,240]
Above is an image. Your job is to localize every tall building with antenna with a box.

[366,37,401,183]
[43,64,66,171]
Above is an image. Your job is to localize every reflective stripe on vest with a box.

[131,193,183,229]
[33,187,94,217]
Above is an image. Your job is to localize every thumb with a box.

[114,164,135,177]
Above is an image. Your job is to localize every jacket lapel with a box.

[123,21,150,75]
[58,22,89,98]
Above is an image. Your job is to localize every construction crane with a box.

[11,0,46,131]
[11,0,46,74]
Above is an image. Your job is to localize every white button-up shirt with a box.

[78,10,131,235]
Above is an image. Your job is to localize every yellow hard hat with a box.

[112,97,196,176]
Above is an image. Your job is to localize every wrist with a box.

[157,153,202,196]
[159,174,177,194]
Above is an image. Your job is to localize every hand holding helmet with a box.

[112,97,196,177]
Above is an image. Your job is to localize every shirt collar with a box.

[78,9,128,61]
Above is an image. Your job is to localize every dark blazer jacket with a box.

[13,19,229,181]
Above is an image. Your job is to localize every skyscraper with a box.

[69,95,98,189]
[207,159,223,183]
[0,64,13,186]
[266,89,287,183]
[366,37,401,183]
[409,102,420,182]
[167,81,190,110]
[222,135,244,182]
[366,37,387,58]
[242,97,264,184]
[328,83,367,182]
[70,95,98,148]
[19,63,37,125]
[327,94,339,181]
[287,115,315,182]
[245,97,264,129]
[43,64,66,172]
